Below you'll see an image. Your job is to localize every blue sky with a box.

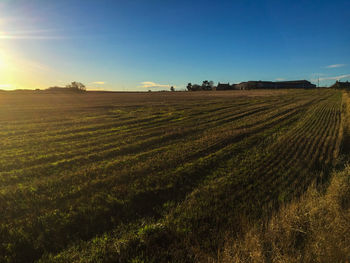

[0,0,349,90]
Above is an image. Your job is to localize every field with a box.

[0,89,345,262]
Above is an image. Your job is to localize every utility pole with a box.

[318,77,320,88]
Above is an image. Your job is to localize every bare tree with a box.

[202,80,213,91]
[66,82,86,92]
[187,83,192,91]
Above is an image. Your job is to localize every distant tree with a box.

[170,86,175,92]
[47,82,86,93]
[67,82,86,92]
[202,80,214,91]
[192,84,201,91]
[187,83,193,91]
[186,81,215,91]
[202,80,209,88]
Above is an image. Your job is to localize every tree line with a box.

[186,80,215,91]
[47,82,87,92]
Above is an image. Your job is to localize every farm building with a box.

[216,83,235,90]
[331,81,350,89]
[235,80,316,90]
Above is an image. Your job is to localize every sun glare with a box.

[0,84,12,90]
[0,50,5,68]
[0,47,17,89]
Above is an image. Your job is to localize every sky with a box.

[0,0,349,91]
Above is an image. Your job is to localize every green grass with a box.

[0,89,343,262]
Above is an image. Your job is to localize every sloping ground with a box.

[219,163,350,263]
[0,90,343,262]
[216,91,350,263]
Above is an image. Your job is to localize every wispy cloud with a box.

[0,26,73,40]
[0,30,65,40]
[275,78,285,81]
[0,26,102,40]
[0,35,65,40]
[325,64,346,68]
[139,81,170,89]
[318,74,350,81]
[92,81,105,85]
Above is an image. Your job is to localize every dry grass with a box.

[0,89,344,262]
[0,89,290,107]
[218,166,350,263]
[216,91,350,263]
